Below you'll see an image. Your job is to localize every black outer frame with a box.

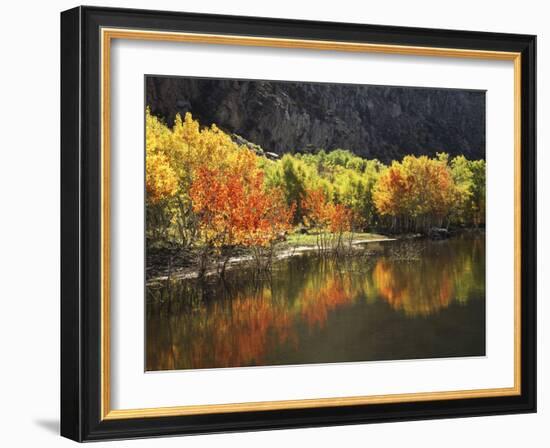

[60,6,536,442]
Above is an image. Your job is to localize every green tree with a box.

[279,155,307,222]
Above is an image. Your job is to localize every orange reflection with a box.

[147,271,362,369]
[146,237,485,370]
[372,240,482,316]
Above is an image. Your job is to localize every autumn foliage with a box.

[146,107,485,273]
[190,151,293,249]
[300,187,355,252]
[373,154,480,232]
[146,108,297,273]
[301,188,354,233]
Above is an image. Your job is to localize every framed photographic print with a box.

[60,6,536,442]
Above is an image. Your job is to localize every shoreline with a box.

[146,229,485,285]
[147,236,396,284]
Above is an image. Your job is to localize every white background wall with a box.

[0,0,546,446]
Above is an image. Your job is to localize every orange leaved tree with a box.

[373,155,456,233]
[190,150,294,275]
[301,187,354,254]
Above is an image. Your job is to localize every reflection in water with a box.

[146,236,486,370]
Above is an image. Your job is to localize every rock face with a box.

[146,77,485,162]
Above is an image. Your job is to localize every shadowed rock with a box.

[146,77,485,163]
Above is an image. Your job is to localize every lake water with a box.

[146,235,485,371]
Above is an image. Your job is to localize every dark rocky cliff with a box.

[146,76,485,162]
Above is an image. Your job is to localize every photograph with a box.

[144,76,487,371]
[55,4,538,443]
